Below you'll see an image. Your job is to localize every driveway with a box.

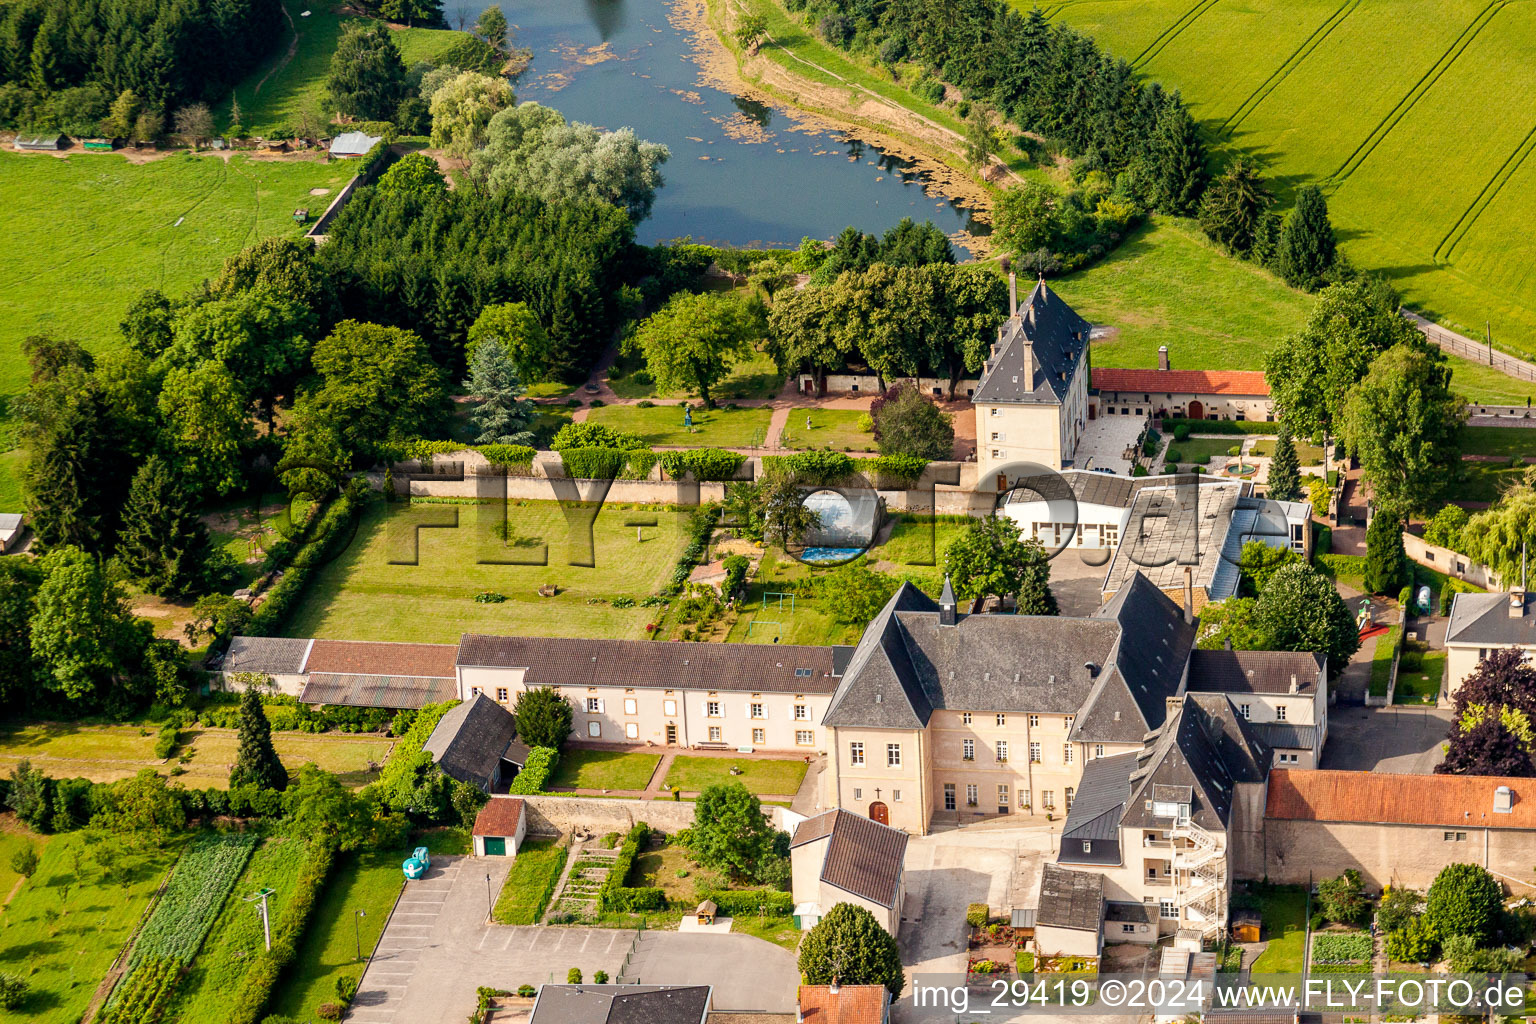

[347,855,798,1024]
[1321,705,1452,773]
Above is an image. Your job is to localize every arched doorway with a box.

[1188,399,1204,420]
[869,801,889,825]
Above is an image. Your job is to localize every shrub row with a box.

[228,843,336,1024]
[196,695,394,735]
[658,448,747,481]
[762,450,856,484]
[697,888,794,917]
[599,822,666,913]
[666,504,720,593]
[507,747,559,795]
[558,447,657,480]
[383,439,538,469]
[1157,418,1278,436]
[244,487,365,639]
[865,454,930,486]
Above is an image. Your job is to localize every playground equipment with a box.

[402,845,431,880]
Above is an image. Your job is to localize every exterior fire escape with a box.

[1172,817,1226,940]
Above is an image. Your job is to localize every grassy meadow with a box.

[1043,0,1536,364]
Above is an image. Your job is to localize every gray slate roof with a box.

[1446,592,1536,647]
[972,280,1091,406]
[224,636,311,676]
[299,673,457,709]
[790,809,908,908]
[457,635,841,694]
[1100,481,1244,595]
[1060,751,1138,851]
[1070,575,1196,745]
[424,694,516,791]
[1105,900,1157,925]
[1036,863,1104,931]
[1250,723,1317,750]
[1118,695,1270,832]
[530,985,711,1024]
[1187,650,1323,694]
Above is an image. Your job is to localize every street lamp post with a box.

[355,909,367,961]
[486,873,493,920]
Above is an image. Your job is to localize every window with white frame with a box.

[708,726,722,742]
[962,712,972,724]
[1065,715,1074,729]
[1239,703,1250,719]
[997,784,1009,810]
[664,699,677,716]
[796,730,814,745]
[965,783,978,806]
[997,741,1009,763]
[854,787,863,801]
[996,713,1006,726]
[1042,790,1054,809]
[1084,842,1093,854]
[850,742,865,765]
[471,687,482,696]
[1094,743,1104,758]
[1019,790,1031,810]
[887,743,902,767]
[625,723,639,740]
[944,784,956,810]
[706,701,721,717]
[892,789,902,802]
[963,738,975,761]
[1066,786,1075,811]
[588,721,601,738]
[794,704,809,720]
[585,697,601,713]
[1029,742,1041,763]
[750,702,764,719]
[1159,900,1177,920]
[1028,714,1039,728]
[623,697,637,715]
[496,687,508,702]
[752,728,765,744]
[1063,744,1073,764]
[1276,705,1287,721]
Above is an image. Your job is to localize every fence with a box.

[1401,310,1536,383]
[615,919,648,985]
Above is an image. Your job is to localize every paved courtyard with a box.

[1073,415,1146,474]
[348,855,798,1024]
[1321,705,1452,773]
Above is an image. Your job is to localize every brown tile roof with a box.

[798,986,888,1024]
[1092,368,1270,396]
[305,639,459,678]
[1266,769,1536,828]
[790,809,907,908]
[457,635,840,693]
[1186,650,1323,694]
[473,797,524,837]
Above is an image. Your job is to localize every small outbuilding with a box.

[471,797,526,858]
[82,138,114,152]
[14,134,64,151]
[329,131,381,158]
[1231,907,1261,943]
[694,899,717,926]
[0,513,25,553]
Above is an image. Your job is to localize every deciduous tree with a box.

[467,301,551,382]
[686,783,782,881]
[429,71,513,156]
[474,4,510,51]
[632,292,765,408]
[157,360,253,497]
[1342,342,1465,517]
[30,546,150,710]
[870,382,954,460]
[992,182,1058,257]
[945,516,1056,613]
[1441,649,1536,777]
[375,151,448,195]
[295,320,447,462]
[1425,863,1502,945]
[798,902,905,996]
[819,565,900,625]
[1251,562,1359,673]
[1460,485,1536,584]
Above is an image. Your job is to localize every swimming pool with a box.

[799,547,865,565]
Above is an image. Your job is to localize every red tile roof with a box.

[472,797,524,837]
[1266,769,1536,828]
[798,986,888,1024]
[1092,368,1270,396]
[304,639,459,678]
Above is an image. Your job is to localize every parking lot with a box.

[349,855,798,1024]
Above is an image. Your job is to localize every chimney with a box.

[1512,543,1528,618]
[1002,256,1017,318]
[1223,638,1233,652]
[1158,345,1170,372]
[1289,674,1299,694]
[1183,566,1194,624]
[830,978,840,996]
[939,575,957,627]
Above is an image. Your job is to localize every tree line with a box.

[0,0,283,134]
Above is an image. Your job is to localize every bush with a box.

[593,970,609,984]
[1173,423,1191,442]
[1309,913,1325,932]
[658,448,746,481]
[568,968,582,984]
[763,450,855,484]
[1425,863,1502,944]
[1386,917,1438,963]
[0,973,26,1011]
[1163,447,1182,463]
[600,822,667,912]
[865,454,929,486]
[517,985,536,997]
[316,1005,342,1021]
[1159,417,1274,435]
[1315,869,1369,925]
[507,747,559,795]
[335,974,359,1006]
[244,488,365,639]
[966,903,989,928]
[697,889,794,916]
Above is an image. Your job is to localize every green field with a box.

[270,847,405,1018]
[780,408,876,452]
[661,755,808,797]
[287,500,689,643]
[0,832,182,1024]
[1462,426,1536,457]
[582,404,776,447]
[226,0,462,134]
[548,750,663,791]
[1043,0,1536,365]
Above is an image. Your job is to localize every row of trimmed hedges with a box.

[383,440,538,469]
[658,448,747,481]
[762,450,856,484]
[1159,417,1278,437]
[557,447,656,480]
[696,888,793,916]
[228,843,336,1024]
[507,748,559,795]
[599,822,666,912]
[243,486,365,638]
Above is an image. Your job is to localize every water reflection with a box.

[730,95,772,129]
[583,0,626,40]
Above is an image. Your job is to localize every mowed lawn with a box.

[1045,0,1536,366]
[0,149,354,499]
[662,755,808,797]
[781,408,876,452]
[583,404,776,447]
[271,846,407,1018]
[286,500,688,643]
[491,838,569,926]
[548,750,663,791]
[1248,886,1310,974]
[608,347,783,402]
[1462,426,1536,458]
[0,831,182,1024]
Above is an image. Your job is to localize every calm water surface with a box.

[479,0,979,249]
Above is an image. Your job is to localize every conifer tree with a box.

[1267,421,1301,502]
[1276,185,1337,291]
[117,456,218,598]
[1150,101,1208,216]
[229,686,288,791]
[1364,512,1408,595]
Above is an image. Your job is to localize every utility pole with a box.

[244,888,276,952]
[486,873,494,920]
[355,909,367,961]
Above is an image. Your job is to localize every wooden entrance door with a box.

[665,723,677,745]
[1188,399,1204,420]
[869,801,889,825]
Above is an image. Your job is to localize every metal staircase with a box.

[1171,819,1226,938]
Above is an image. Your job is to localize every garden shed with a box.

[329,131,381,158]
[0,514,24,553]
[14,135,64,151]
[472,796,526,857]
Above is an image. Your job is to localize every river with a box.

[469,0,981,250]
